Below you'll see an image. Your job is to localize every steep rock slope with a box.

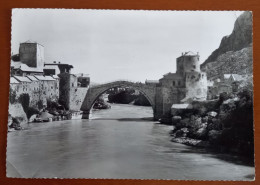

[201,11,252,78]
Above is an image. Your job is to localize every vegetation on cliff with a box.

[169,88,254,160]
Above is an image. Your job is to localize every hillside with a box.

[201,11,252,79]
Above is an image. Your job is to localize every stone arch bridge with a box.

[80,80,157,119]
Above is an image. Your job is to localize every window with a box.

[173,81,175,86]
[178,81,181,86]
[193,65,196,69]
[72,83,74,87]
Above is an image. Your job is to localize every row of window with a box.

[173,81,182,86]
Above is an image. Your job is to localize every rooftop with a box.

[10,77,20,84]
[27,75,39,81]
[21,40,44,47]
[11,60,43,73]
[183,51,198,56]
[34,75,56,81]
[45,62,73,68]
[14,76,32,83]
[224,74,244,81]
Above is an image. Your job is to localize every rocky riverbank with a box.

[160,89,254,161]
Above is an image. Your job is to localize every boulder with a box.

[188,123,208,140]
[29,114,38,123]
[196,125,208,139]
[175,127,189,138]
[8,103,28,128]
[207,111,218,117]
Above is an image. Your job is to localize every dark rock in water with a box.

[159,117,172,125]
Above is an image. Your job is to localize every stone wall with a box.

[58,73,71,109]
[154,86,186,119]
[69,87,89,111]
[10,79,59,109]
[185,71,207,101]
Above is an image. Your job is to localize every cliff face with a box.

[201,11,253,78]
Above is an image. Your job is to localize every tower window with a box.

[178,81,181,86]
[173,81,175,86]
[193,65,196,69]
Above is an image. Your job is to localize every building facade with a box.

[154,52,207,118]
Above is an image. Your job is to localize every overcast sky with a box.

[11,9,243,83]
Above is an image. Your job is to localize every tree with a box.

[19,93,30,116]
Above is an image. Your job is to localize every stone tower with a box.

[176,51,201,74]
[19,41,44,70]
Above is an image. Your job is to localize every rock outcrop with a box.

[201,11,253,79]
[201,11,252,69]
[8,102,28,129]
[170,89,254,159]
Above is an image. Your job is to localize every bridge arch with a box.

[80,81,156,119]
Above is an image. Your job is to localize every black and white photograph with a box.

[7,9,254,180]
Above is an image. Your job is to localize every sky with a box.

[11,9,243,83]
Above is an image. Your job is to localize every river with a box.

[6,104,254,180]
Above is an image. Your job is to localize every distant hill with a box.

[201,11,252,79]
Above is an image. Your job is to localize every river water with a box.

[6,104,254,180]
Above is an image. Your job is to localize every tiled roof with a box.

[27,76,39,81]
[10,77,20,84]
[224,74,244,81]
[14,76,32,83]
[34,75,55,81]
